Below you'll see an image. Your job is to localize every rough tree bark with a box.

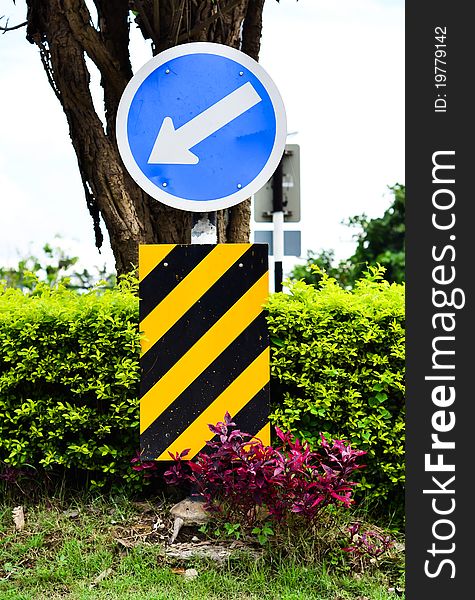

[20,0,267,274]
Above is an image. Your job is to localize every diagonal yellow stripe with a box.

[140,244,251,356]
[156,347,270,459]
[139,244,176,282]
[253,422,271,447]
[140,272,269,433]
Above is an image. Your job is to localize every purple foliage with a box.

[130,451,159,478]
[162,412,366,527]
[343,522,395,558]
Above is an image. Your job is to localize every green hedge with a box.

[267,267,405,508]
[0,279,142,490]
[1,270,404,505]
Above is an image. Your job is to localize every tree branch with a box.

[176,0,243,45]
[133,0,160,52]
[0,17,28,32]
[241,0,265,60]
[38,40,61,101]
[62,0,128,97]
[152,0,160,36]
[171,0,187,46]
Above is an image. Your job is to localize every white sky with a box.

[0,0,404,275]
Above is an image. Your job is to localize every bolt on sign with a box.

[139,244,271,460]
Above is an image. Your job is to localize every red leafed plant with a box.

[343,522,395,559]
[163,412,366,528]
[130,452,159,478]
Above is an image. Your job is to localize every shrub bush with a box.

[266,267,405,508]
[162,412,366,530]
[1,267,404,506]
[0,277,142,490]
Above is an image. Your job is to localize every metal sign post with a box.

[254,231,301,258]
[116,43,287,460]
[253,144,301,291]
[253,144,301,223]
[272,158,284,292]
[191,212,217,244]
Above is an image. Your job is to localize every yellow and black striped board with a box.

[139,243,270,461]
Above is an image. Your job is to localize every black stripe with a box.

[228,383,270,439]
[140,314,269,461]
[140,245,213,321]
[198,384,271,458]
[140,244,268,395]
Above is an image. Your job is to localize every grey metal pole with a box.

[272,158,284,292]
[191,212,217,244]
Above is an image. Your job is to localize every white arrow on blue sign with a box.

[116,42,287,212]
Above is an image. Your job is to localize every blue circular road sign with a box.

[116,42,286,212]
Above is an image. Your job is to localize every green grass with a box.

[0,495,404,599]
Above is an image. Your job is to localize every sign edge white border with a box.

[116,42,287,213]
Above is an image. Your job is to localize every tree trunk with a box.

[24,0,266,274]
